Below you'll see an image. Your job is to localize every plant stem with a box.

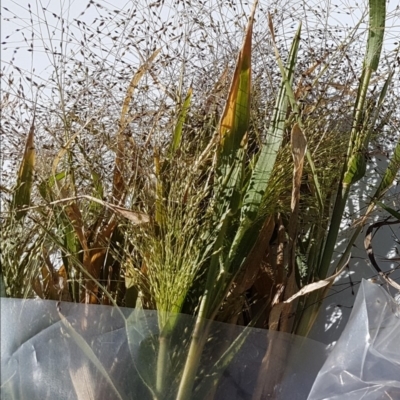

[176,294,211,400]
[319,183,350,280]
[156,333,169,397]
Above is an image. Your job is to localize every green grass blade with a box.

[343,150,367,185]
[370,70,394,128]
[213,7,253,220]
[240,22,301,225]
[296,0,387,338]
[365,0,386,71]
[169,87,193,156]
[210,1,255,233]
[176,5,257,398]
[373,138,400,199]
[220,23,304,323]
[89,170,104,213]
[156,86,193,231]
[376,202,400,221]
[38,171,66,201]
[268,15,324,211]
[322,0,386,271]
[193,302,269,400]
[343,0,386,185]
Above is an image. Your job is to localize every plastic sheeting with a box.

[308,279,400,399]
[1,279,398,399]
[1,299,328,399]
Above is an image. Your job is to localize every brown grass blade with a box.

[13,117,35,220]
[284,254,350,304]
[290,123,307,213]
[64,201,89,252]
[219,1,256,149]
[112,49,160,204]
[204,65,230,113]
[51,118,94,177]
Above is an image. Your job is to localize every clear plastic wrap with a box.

[2,279,398,399]
[308,279,400,400]
[1,298,328,399]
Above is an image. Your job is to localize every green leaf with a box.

[343,150,367,185]
[373,138,400,199]
[89,170,104,213]
[213,4,254,224]
[376,202,400,221]
[169,87,193,156]
[38,171,66,201]
[240,22,301,224]
[365,0,386,71]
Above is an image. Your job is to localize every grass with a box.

[1,0,400,398]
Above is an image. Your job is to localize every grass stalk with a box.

[295,0,387,337]
[176,295,211,400]
[156,332,169,397]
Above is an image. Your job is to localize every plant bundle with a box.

[1,0,399,398]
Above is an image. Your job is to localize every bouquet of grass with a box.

[1,0,399,398]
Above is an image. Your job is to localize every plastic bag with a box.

[308,279,400,400]
[1,298,328,400]
[3,279,398,399]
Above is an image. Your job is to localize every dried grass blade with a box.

[51,119,94,177]
[119,49,161,129]
[218,2,254,156]
[284,254,349,304]
[13,117,35,220]
[64,202,89,251]
[290,123,307,213]
[112,49,160,204]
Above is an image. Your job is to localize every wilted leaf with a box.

[290,123,307,212]
[284,254,349,304]
[113,49,161,204]
[219,4,253,154]
[13,118,35,220]
[80,195,149,224]
[64,201,89,251]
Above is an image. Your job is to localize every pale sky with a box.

[2,0,399,85]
